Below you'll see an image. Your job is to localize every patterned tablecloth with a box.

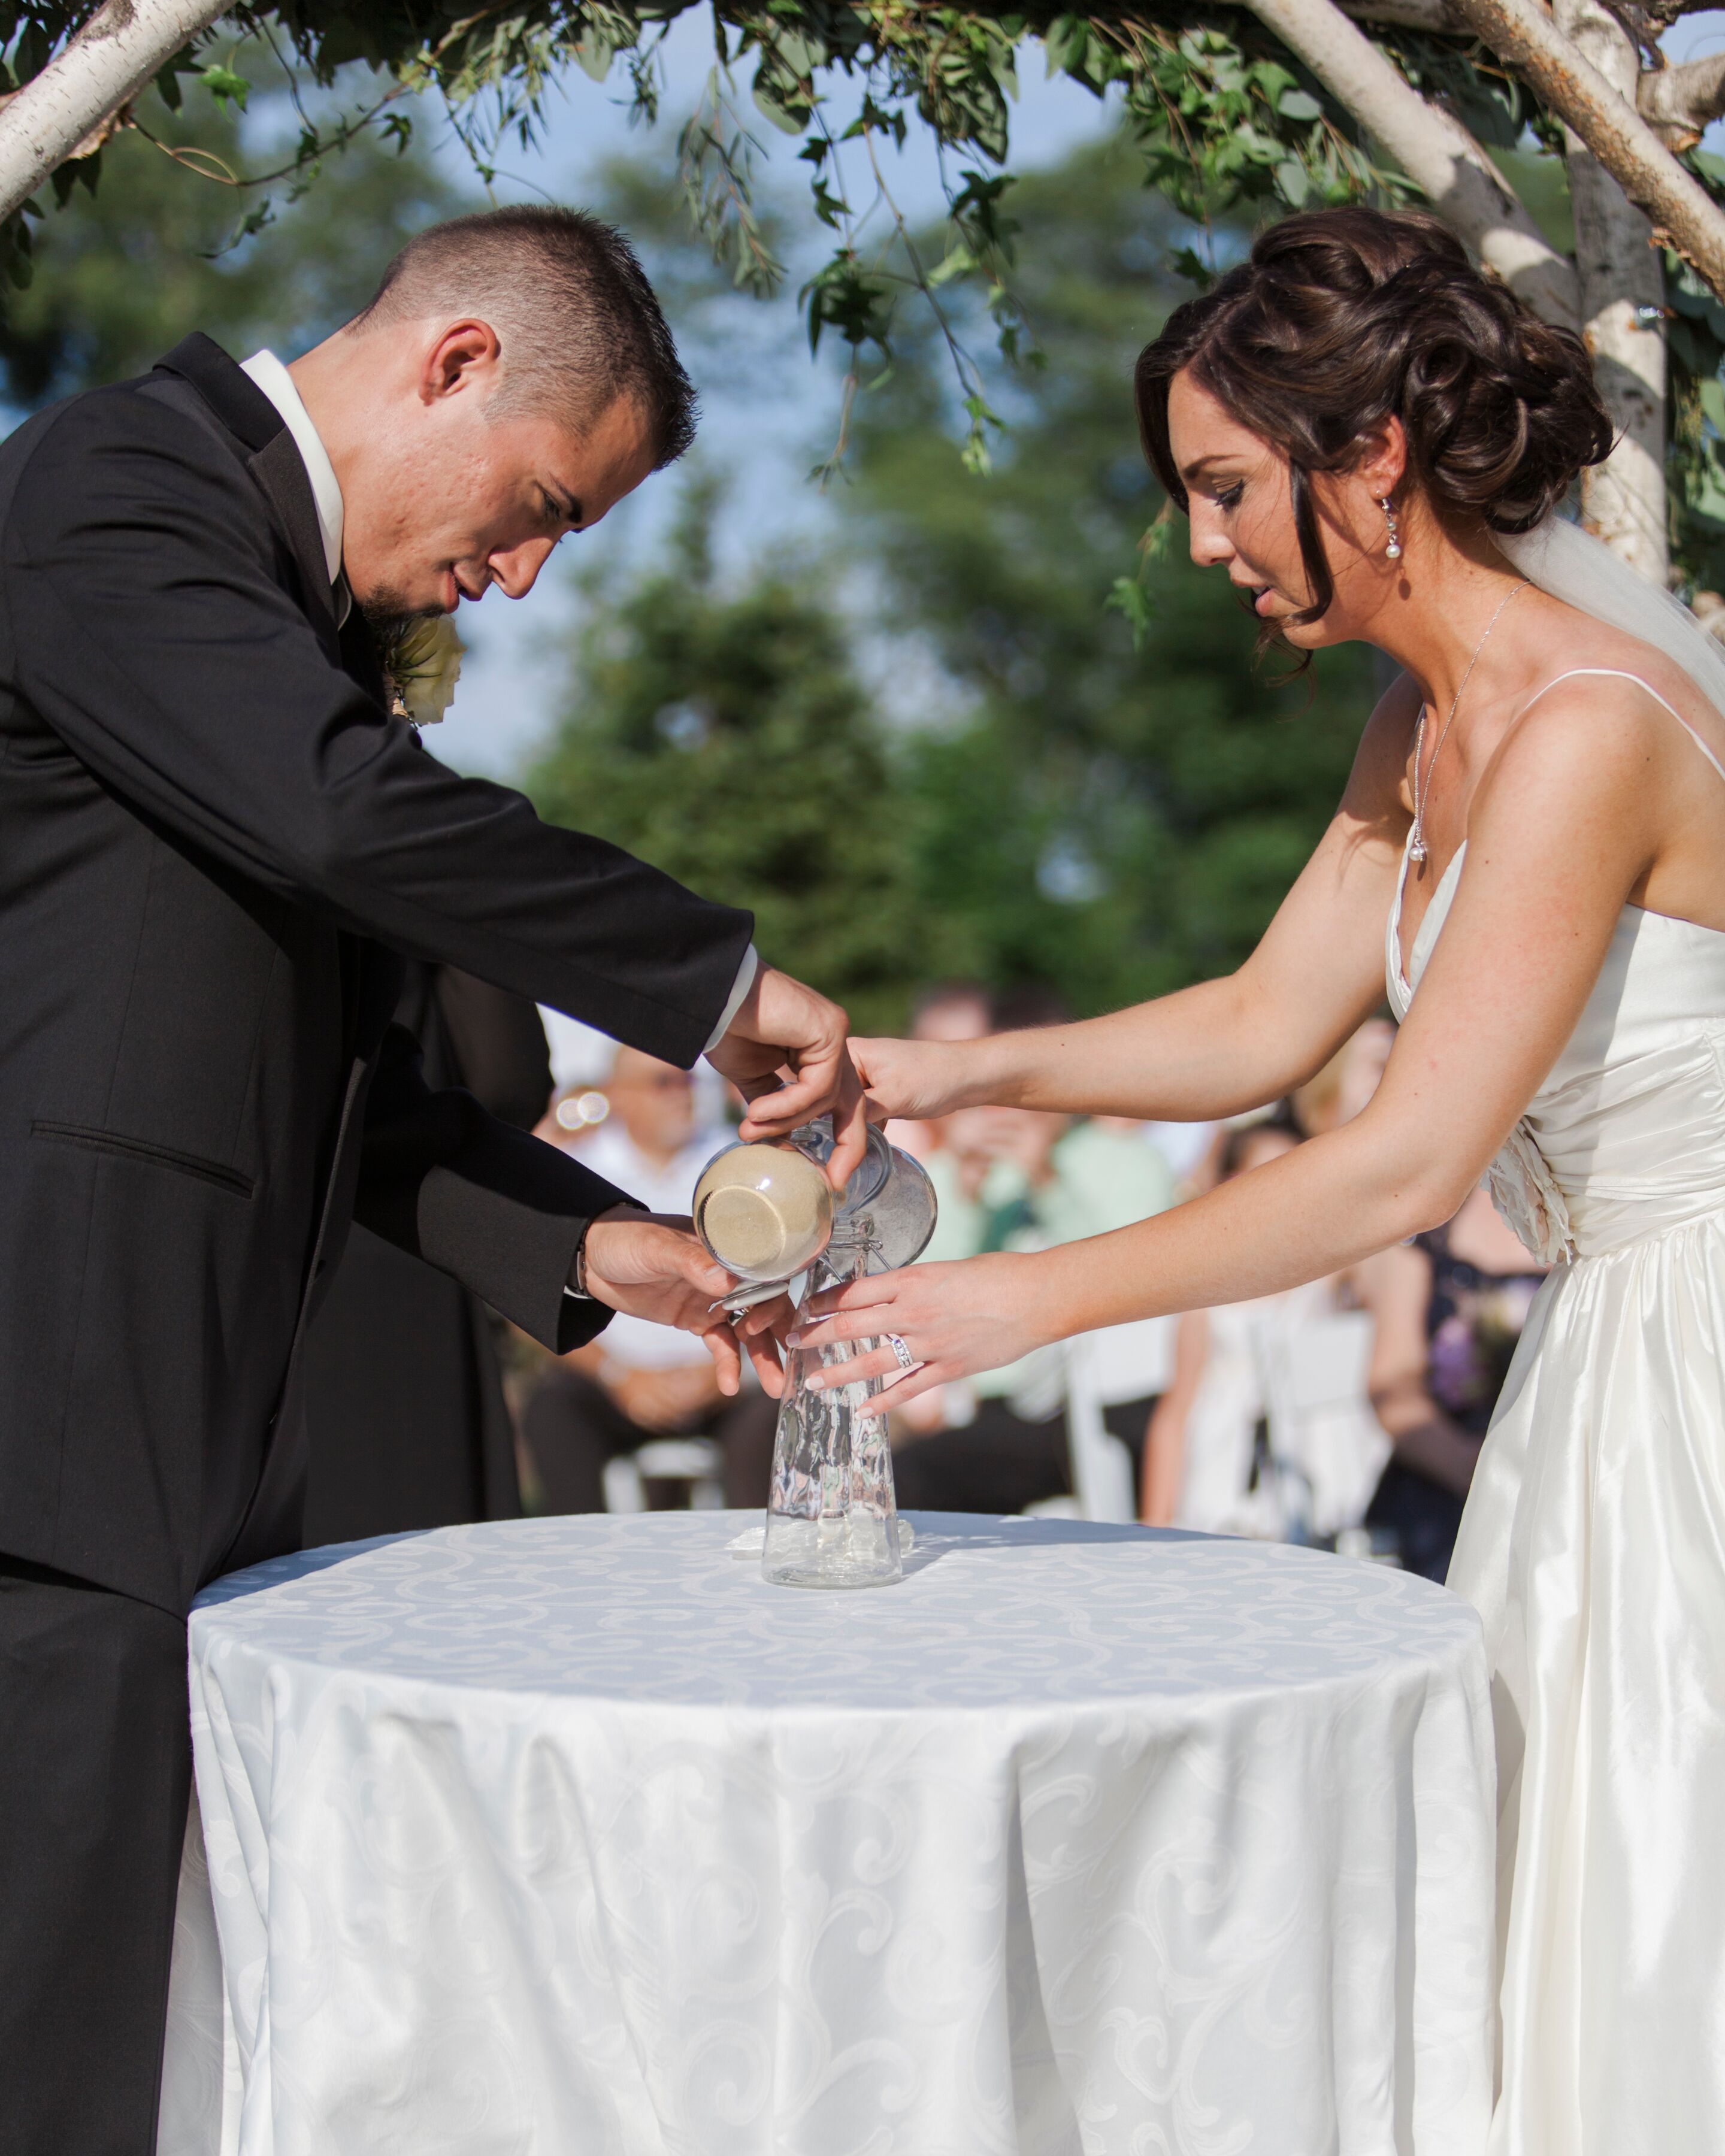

[157,1510,1494,2156]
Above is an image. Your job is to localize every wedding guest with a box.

[1354,1181,1548,1580]
[526,1049,778,1509]
[1140,1116,1223,1195]
[985,987,1175,1241]
[892,1104,1076,1512]
[884,978,992,1195]
[1292,1014,1395,1136]
[881,982,994,1441]
[892,1096,1173,1513]
[1145,1082,1409,1538]
[0,205,862,2154]
[1142,1116,1339,1533]
[301,965,552,1542]
[1181,1014,1394,1196]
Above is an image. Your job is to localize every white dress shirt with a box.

[241,347,755,1054]
[240,350,346,589]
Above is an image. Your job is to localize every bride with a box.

[803,207,1725,2149]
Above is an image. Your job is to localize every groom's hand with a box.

[579,1207,792,1398]
[706,964,868,1187]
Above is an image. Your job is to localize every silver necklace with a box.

[1409,582,1522,865]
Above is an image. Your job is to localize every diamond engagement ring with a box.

[886,1333,916,1372]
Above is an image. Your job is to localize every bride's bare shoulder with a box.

[1479,622,1716,845]
[1519,598,1723,743]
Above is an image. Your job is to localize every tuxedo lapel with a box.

[154,334,338,645]
[248,429,338,638]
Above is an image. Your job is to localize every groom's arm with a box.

[355,1027,757,1367]
[1,386,751,1065]
[354,1022,632,1352]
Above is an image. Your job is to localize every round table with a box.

[158,1512,1495,2156]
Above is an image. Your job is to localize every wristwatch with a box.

[565,1225,595,1302]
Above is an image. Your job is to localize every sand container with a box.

[694,1142,835,1282]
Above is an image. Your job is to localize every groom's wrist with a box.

[566,1203,647,1301]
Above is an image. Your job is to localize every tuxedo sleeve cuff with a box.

[702,944,759,1056]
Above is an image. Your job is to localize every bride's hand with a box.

[791,1251,1051,1414]
[850,1035,980,1124]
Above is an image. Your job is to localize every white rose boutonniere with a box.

[382,614,464,727]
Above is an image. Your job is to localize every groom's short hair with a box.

[354,205,697,468]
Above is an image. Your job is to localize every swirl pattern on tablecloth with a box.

[162,1512,1495,2156]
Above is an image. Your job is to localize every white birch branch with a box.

[1240,0,1582,326]
[1639,50,1725,149]
[1556,0,1668,582]
[0,0,235,224]
[1331,0,1725,146]
[1445,0,1725,296]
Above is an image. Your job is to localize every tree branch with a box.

[1239,0,1582,325]
[0,0,236,225]
[1639,48,1725,150]
[1445,0,1725,296]
[1555,0,1668,582]
[1336,0,1464,29]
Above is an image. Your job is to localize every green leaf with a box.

[1043,15,1087,77]
[752,81,808,135]
[1278,89,1321,121]
[810,175,848,228]
[1169,245,1217,292]
[199,63,250,113]
[1105,574,1156,648]
[927,242,978,287]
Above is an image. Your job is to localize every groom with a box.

[0,205,858,2151]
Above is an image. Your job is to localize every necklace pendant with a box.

[1409,832,1428,864]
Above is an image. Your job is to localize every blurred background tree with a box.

[526,475,924,1034]
[522,131,1376,1019]
[845,128,1375,1009]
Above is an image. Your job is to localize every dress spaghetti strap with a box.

[1517,667,1725,790]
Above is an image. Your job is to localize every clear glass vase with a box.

[761,1234,903,1589]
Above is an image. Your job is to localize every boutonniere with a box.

[381,614,464,727]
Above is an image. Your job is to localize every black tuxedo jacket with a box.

[0,334,753,1615]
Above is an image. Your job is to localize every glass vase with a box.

[761,1236,903,1589]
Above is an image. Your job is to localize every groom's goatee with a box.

[362,595,450,637]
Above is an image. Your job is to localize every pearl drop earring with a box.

[1380,495,1403,561]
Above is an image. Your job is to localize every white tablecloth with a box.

[159,1512,1495,2156]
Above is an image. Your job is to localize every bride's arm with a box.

[805,690,1662,1403]
[854,681,1418,1124]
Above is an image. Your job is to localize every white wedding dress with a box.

[1386,667,1725,2154]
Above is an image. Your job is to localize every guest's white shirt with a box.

[238,348,757,1050]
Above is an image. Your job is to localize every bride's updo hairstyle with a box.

[1135,207,1612,624]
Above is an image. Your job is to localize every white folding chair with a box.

[1061,1316,1179,1522]
[1253,1307,1380,1542]
[603,1437,727,1514]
